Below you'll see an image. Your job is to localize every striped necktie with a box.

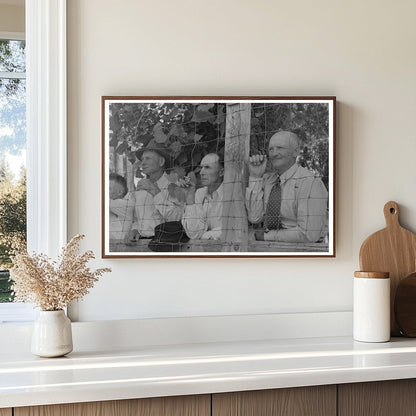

[265,177,282,230]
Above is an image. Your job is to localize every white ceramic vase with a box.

[31,310,73,357]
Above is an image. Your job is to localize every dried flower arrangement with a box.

[10,234,111,311]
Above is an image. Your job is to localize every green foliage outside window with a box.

[0,39,27,303]
[0,162,26,302]
[0,270,12,302]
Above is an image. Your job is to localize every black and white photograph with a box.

[102,97,335,257]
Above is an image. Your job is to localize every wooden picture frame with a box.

[102,96,336,258]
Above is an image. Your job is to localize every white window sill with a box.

[0,303,36,324]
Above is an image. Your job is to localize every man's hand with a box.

[168,183,187,204]
[125,229,139,245]
[136,179,160,197]
[177,172,197,205]
[254,230,265,241]
[248,154,267,178]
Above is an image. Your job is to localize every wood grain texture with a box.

[354,271,389,278]
[0,409,12,416]
[359,201,416,335]
[15,395,210,416]
[339,380,416,416]
[223,103,250,251]
[212,386,336,416]
[394,272,416,336]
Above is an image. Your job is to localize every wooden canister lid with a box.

[354,271,389,279]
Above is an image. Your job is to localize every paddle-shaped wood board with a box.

[359,201,416,336]
[394,272,416,337]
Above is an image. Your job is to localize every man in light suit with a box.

[246,131,328,243]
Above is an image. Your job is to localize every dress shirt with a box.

[182,184,223,240]
[132,173,183,237]
[245,163,328,243]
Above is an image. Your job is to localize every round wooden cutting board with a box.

[359,201,416,336]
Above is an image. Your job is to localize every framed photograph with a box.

[102,96,335,258]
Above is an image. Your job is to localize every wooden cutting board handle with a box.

[384,201,400,229]
[359,201,416,336]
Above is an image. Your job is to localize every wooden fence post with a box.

[111,148,135,192]
[222,103,250,252]
[125,159,137,192]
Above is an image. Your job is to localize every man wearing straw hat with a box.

[127,141,183,241]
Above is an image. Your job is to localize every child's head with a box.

[109,173,128,200]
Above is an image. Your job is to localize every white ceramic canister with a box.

[353,271,390,343]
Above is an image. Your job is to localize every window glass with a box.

[0,39,26,303]
[0,39,25,73]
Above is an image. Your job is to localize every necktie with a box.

[265,177,282,230]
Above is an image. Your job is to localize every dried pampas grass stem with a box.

[10,234,111,311]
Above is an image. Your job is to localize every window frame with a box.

[26,0,67,257]
[0,0,67,323]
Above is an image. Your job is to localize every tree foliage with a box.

[0,270,11,302]
[0,39,25,73]
[250,103,330,187]
[110,102,330,188]
[109,103,226,178]
[0,39,27,302]
[0,161,26,270]
[0,39,26,156]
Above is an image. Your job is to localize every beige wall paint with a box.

[0,4,24,33]
[67,0,416,321]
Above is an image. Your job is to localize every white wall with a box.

[0,3,24,33]
[67,0,416,322]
